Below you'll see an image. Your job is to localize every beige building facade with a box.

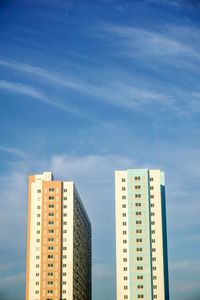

[115,169,169,300]
[26,172,91,300]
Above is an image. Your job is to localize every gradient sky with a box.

[0,0,200,299]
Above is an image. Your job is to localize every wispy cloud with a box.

[0,60,175,112]
[102,24,200,61]
[0,146,25,157]
[0,79,85,116]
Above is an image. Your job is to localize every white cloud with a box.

[0,79,84,116]
[0,59,175,112]
[0,146,25,157]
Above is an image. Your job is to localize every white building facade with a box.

[115,169,169,300]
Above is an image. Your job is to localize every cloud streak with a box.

[0,79,86,117]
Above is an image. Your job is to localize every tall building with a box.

[26,172,91,300]
[115,169,169,300]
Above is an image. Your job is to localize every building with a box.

[26,172,91,300]
[115,169,169,300]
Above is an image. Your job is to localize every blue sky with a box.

[0,0,200,299]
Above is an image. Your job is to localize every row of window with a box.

[122,176,153,182]
[37,188,68,193]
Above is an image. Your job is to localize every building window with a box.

[136,212,142,216]
[122,204,126,208]
[124,296,128,299]
[136,229,142,233]
[153,276,157,280]
[63,213,67,217]
[122,196,126,199]
[137,275,143,279]
[136,203,141,207]
[49,188,54,192]
[123,258,127,262]
[64,197,67,200]
[63,205,67,209]
[48,230,54,234]
[151,221,155,225]
[122,213,126,217]
[48,264,54,268]
[124,267,128,271]
[49,196,54,200]
[135,176,140,180]
[49,204,54,209]
[152,257,156,261]
[137,266,143,270]
[135,194,141,198]
[151,212,155,216]
[37,214,40,218]
[136,238,142,242]
[150,195,154,199]
[63,281,66,285]
[123,240,127,244]
[154,295,157,299]
[49,213,54,217]
[135,185,141,189]
[122,187,126,191]
[122,178,126,182]
[137,248,142,252]
[48,238,54,242]
[37,222,40,226]
[152,230,155,234]
[136,220,142,224]
[48,272,53,276]
[48,255,54,259]
[138,295,144,299]
[123,222,126,226]
[124,276,128,280]
[48,281,53,285]
[123,231,127,235]
[35,290,39,294]
[137,257,143,261]
[153,266,156,270]
[151,203,154,207]
[47,290,53,294]
[153,285,157,289]
[138,285,144,289]
[150,186,154,190]
[37,189,41,193]
[152,239,156,243]
[48,221,54,225]
[48,247,54,252]
[152,248,156,252]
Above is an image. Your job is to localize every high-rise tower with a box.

[26,172,91,300]
[115,169,169,300]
